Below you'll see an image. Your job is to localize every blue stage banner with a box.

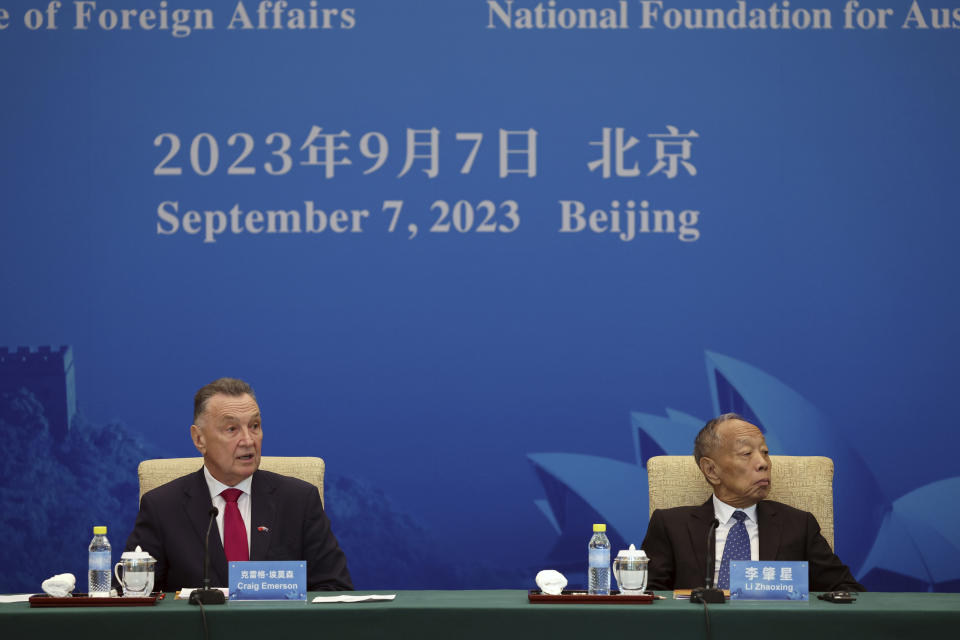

[1,1,958,593]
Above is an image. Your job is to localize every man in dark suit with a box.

[641,413,864,592]
[125,378,352,591]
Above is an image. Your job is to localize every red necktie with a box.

[220,488,249,562]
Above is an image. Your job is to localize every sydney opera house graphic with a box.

[528,351,960,591]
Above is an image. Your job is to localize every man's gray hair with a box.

[693,413,743,464]
[193,378,256,422]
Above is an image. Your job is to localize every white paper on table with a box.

[0,594,33,603]
[177,588,230,600]
[311,594,396,603]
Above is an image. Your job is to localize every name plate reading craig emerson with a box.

[229,561,307,601]
[729,561,809,601]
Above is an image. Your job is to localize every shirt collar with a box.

[203,465,254,498]
[712,494,758,524]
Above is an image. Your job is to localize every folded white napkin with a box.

[177,588,229,600]
[535,570,567,595]
[41,573,76,598]
[312,594,396,603]
[0,594,33,603]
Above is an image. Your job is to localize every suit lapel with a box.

[183,469,228,585]
[757,501,782,560]
[250,471,277,561]
[685,499,716,583]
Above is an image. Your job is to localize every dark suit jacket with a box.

[125,468,353,591]
[641,498,865,592]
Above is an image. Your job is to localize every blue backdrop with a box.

[1,0,958,593]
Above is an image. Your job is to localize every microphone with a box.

[189,506,226,605]
[691,518,725,604]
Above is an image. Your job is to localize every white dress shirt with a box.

[202,466,253,554]
[712,495,759,586]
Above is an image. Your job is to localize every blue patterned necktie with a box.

[717,510,750,590]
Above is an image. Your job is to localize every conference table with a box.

[2,590,958,639]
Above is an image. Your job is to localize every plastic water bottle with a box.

[88,526,112,597]
[588,523,611,595]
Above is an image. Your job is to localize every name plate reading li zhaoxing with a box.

[228,561,306,601]
[729,561,808,601]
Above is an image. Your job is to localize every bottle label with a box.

[89,551,110,571]
[589,548,609,568]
